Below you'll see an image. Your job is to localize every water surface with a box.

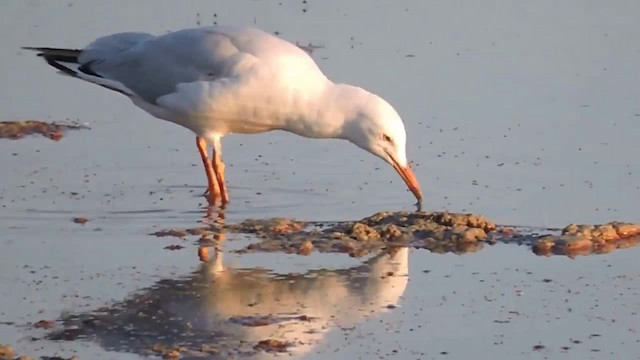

[1,1,639,359]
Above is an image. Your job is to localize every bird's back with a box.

[79,26,328,104]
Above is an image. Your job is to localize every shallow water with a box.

[1,1,639,359]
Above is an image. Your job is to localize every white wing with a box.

[78,26,326,104]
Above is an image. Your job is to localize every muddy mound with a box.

[225,211,497,257]
[151,211,640,259]
[532,222,640,257]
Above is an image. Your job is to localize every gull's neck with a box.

[282,83,372,140]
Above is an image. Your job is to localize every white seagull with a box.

[24,25,422,207]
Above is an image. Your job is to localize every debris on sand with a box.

[200,344,219,355]
[150,226,217,238]
[0,346,42,360]
[532,222,640,257]
[0,344,14,359]
[0,120,89,141]
[297,240,314,255]
[150,229,190,238]
[229,315,281,327]
[228,218,305,235]
[149,344,183,359]
[33,319,55,329]
[72,217,89,225]
[254,339,291,353]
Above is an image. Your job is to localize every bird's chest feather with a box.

[156,71,325,136]
[206,82,323,135]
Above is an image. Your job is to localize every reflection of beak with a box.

[387,152,423,202]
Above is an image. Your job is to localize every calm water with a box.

[1,1,639,359]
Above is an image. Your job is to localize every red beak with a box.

[388,155,423,202]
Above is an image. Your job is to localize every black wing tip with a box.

[44,56,78,76]
[22,47,82,60]
[21,46,82,51]
[21,46,45,51]
[22,47,103,78]
[22,47,85,77]
[22,46,49,57]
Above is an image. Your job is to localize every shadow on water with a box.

[45,243,408,358]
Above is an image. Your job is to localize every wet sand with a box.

[2,1,640,359]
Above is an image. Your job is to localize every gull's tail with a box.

[22,46,133,96]
[22,47,84,76]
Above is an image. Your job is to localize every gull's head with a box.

[342,91,423,202]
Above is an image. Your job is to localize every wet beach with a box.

[1,1,639,359]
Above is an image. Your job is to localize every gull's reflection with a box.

[48,241,409,359]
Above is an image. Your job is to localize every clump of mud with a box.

[0,344,14,359]
[532,222,640,257]
[228,218,305,235]
[253,339,291,353]
[0,120,89,141]
[148,343,184,359]
[151,210,640,258]
[152,211,498,258]
[329,211,496,256]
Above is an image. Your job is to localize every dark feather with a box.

[22,47,82,76]
[23,46,125,95]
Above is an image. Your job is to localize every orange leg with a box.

[211,139,229,204]
[196,136,221,204]
[199,202,226,262]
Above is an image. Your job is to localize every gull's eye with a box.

[381,134,392,143]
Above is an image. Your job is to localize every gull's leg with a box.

[211,138,229,204]
[196,136,221,203]
[199,206,226,262]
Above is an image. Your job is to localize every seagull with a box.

[23,25,423,207]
